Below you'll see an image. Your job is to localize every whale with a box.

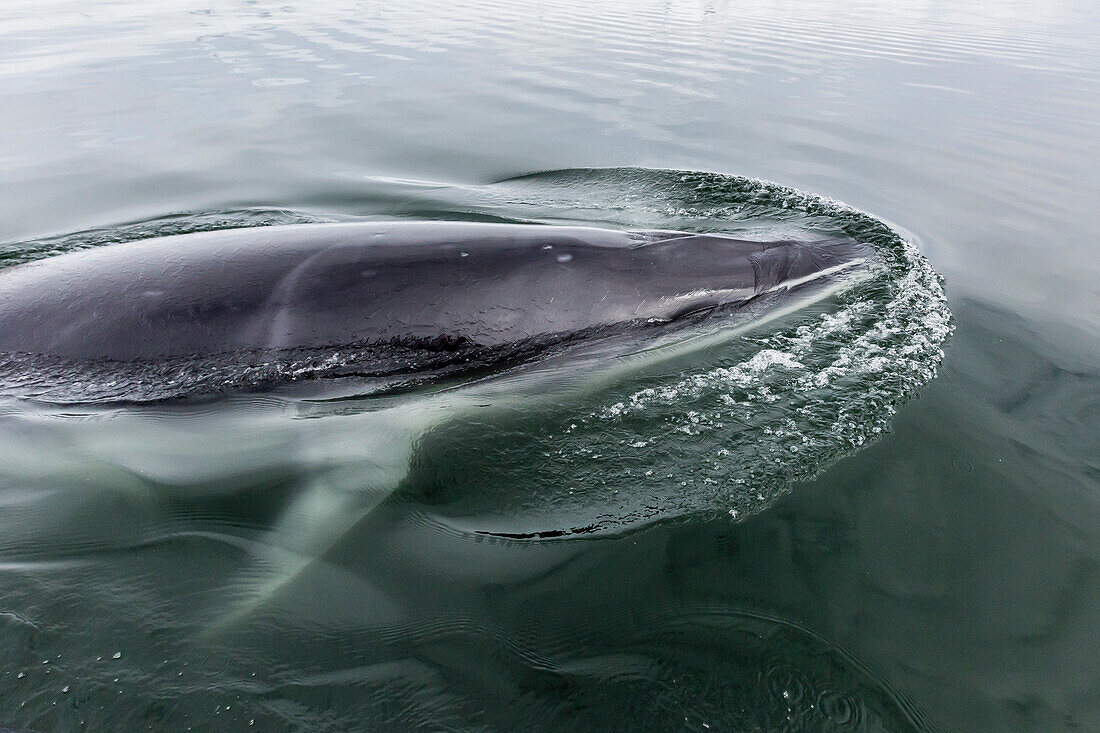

[0,221,873,629]
[0,221,870,402]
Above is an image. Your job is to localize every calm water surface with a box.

[1,1,1099,731]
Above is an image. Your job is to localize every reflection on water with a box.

[2,0,1099,731]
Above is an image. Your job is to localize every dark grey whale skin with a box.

[0,222,869,363]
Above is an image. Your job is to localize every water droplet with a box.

[556,253,573,263]
[459,251,469,257]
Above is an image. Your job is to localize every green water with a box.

[1,1,1098,731]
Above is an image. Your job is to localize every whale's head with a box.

[568,230,874,329]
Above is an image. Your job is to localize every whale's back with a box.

[0,222,867,366]
[0,222,874,404]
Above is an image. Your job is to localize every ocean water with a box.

[0,1,1098,731]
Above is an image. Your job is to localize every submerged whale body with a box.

[0,220,881,627]
[0,222,870,400]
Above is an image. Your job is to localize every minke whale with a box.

[0,221,870,401]
[0,220,866,378]
[0,220,873,630]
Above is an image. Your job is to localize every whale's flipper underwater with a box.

[0,221,878,631]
